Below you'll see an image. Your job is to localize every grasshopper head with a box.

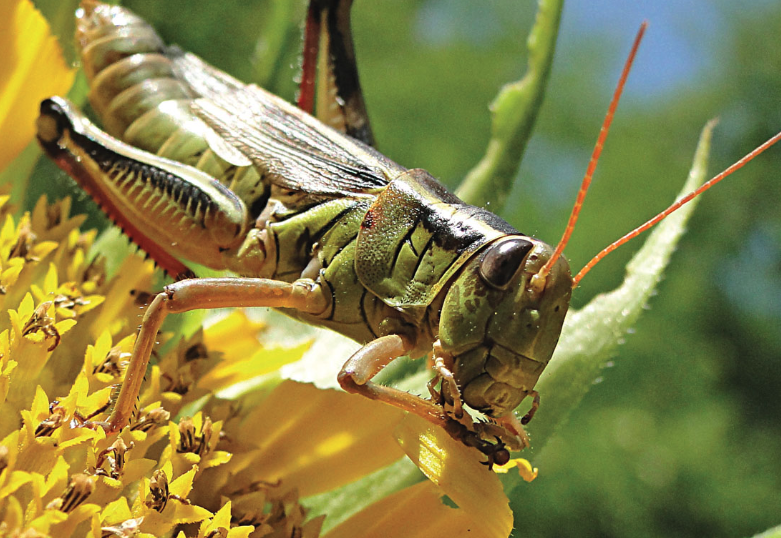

[437,236,572,418]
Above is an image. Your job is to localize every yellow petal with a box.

[200,450,232,470]
[205,500,232,530]
[202,309,266,358]
[100,497,133,525]
[162,465,193,499]
[198,342,311,395]
[0,470,33,498]
[227,527,255,538]
[62,369,89,408]
[49,503,102,537]
[0,0,76,169]
[1,214,16,254]
[395,414,513,538]
[2,495,24,531]
[17,292,35,321]
[214,380,405,498]
[56,424,102,450]
[2,262,24,289]
[30,384,50,422]
[53,318,77,336]
[28,240,59,261]
[28,508,67,534]
[86,253,156,338]
[43,263,58,293]
[198,501,254,538]
[42,455,69,500]
[140,502,211,536]
[165,502,212,525]
[117,458,158,488]
[324,480,491,538]
[25,470,48,525]
[136,465,212,535]
[15,420,58,475]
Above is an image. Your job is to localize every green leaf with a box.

[527,119,717,447]
[456,0,564,212]
[501,119,717,528]
[305,457,422,534]
[752,525,781,538]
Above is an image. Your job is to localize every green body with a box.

[37,3,572,419]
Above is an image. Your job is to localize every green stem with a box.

[455,0,564,211]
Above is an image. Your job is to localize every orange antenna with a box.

[572,129,781,287]
[535,22,648,288]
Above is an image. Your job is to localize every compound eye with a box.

[479,237,533,289]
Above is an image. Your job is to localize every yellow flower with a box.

[0,0,75,170]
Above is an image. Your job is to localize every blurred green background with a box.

[28,0,781,536]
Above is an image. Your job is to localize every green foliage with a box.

[753,525,781,538]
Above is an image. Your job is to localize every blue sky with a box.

[415,0,776,100]
[564,0,720,98]
[563,0,778,98]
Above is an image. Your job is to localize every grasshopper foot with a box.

[477,437,511,470]
[444,419,512,470]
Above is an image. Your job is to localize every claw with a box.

[445,419,512,470]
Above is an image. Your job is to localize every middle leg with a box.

[105,277,329,432]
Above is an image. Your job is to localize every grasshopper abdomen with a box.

[77,3,268,212]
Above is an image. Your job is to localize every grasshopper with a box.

[35,1,780,466]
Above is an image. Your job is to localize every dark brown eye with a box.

[479,238,533,289]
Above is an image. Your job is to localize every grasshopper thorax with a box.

[437,236,572,417]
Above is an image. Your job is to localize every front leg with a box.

[338,336,519,467]
[106,277,329,432]
[337,335,453,428]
